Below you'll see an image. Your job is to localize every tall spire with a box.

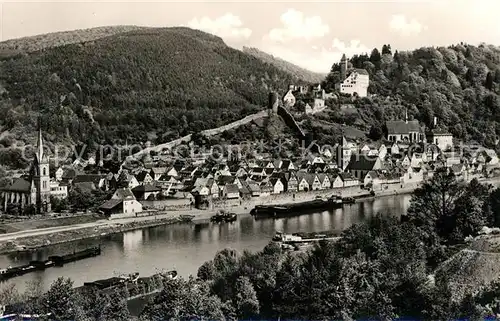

[36,117,44,162]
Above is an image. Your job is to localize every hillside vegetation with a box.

[243,46,326,84]
[323,43,500,148]
[0,27,302,158]
[0,25,147,57]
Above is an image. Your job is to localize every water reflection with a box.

[0,194,411,292]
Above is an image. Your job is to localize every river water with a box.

[0,194,411,292]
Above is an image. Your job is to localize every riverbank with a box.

[1,175,498,255]
[0,215,194,255]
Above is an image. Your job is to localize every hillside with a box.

[0,27,304,165]
[0,25,147,57]
[323,43,500,148]
[243,47,326,84]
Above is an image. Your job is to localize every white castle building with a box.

[338,54,369,98]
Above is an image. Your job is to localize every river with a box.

[0,193,412,292]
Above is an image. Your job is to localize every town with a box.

[1,54,499,220]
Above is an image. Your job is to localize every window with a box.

[43,181,46,189]
[43,168,46,176]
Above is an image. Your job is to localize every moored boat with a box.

[210,211,237,223]
[251,196,342,218]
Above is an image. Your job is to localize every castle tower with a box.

[340,53,348,81]
[31,121,51,213]
[336,135,351,171]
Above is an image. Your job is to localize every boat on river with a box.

[210,211,237,223]
[272,231,341,244]
[0,246,101,282]
[250,196,342,218]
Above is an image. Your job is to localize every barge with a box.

[0,246,101,281]
[250,196,342,217]
[272,231,341,245]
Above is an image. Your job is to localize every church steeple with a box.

[36,119,44,163]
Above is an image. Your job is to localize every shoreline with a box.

[1,176,498,255]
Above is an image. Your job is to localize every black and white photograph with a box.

[0,0,500,319]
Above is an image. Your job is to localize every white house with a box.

[297,174,310,192]
[317,174,331,190]
[55,167,64,181]
[339,173,360,187]
[330,175,343,189]
[270,178,285,194]
[428,130,453,151]
[100,188,143,219]
[338,55,369,98]
[223,184,240,199]
[283,89,296,107]
[50,180,68,199]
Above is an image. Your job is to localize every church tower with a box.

[31,122,51,213]
[340,53,348,81]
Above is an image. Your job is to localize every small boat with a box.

[210,211,237,223]
[342,197,356,204]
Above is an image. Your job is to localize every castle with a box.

[338,54,369,98]
[1,126,52,214]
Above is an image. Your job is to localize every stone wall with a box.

[141,198,192,210]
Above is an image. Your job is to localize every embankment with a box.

[0,215,193,255]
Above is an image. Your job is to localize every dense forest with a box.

[323,43,500,148]
[4,170,500,320]
[0,27,302,152]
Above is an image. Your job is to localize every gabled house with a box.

[259,181,273,197]
[72,174,108,190]
[55,167,64,181]
[251,167,266,177]
[339,173,360,187]
[150,167,178,181]
[247,182,261,197]
[235,167,248,178]
[99,188,142,218]
[280,160,296,171]
[306,155,325,165]
[346,155,384,181]
[222,184,240,199]
[317,173,331,190]
[132,184,162,201]
[305,173,322,191]
[136,171,154,185]
[330,174,343,189]
[269,177,285,194]
[296,172,310,192]
[286,173,298,192]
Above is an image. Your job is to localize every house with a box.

[306,155,325,165]
[259,181,273,197]
[99,188,143,218]
[337,136,356,170]
[317,174,331,190]
[55,167,64,181]
[386,115,425,143]
[132,184,162,201]
[270,177,285,194]
[72,174,108,190]
[235,167,248,178]
[404,167,424,184]
[346,154,384,181]
[286,173,299,192]
[49,180,68,200]
[338,54,369,97]
[194,178,219,198]
[223,184,240,199]
[283,88,296,107]
[136,171,154,185]
[305,174,322,191]
[247,182,261,197]
[251,167,266,177]
[330,174,343,189]
[428,129,453,151]
[296,173,310,191]
[339,173,360,187]
[280,160,296,171]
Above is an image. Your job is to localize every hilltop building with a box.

[338,54,369,98]
[1,125,52,214]
[428,129,454,151]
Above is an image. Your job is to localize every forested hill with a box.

[323,43,500,148]
[0,25,147,57]
[0,27,303,149]
[243,46,326,83]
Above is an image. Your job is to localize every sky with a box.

[0,0,499,73]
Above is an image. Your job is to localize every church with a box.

[1,127,52,214]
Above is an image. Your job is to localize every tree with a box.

[234,276,260,319]
[486,71,494,90]
[382,44,392,55]
[368,124,383,140]
[369,48,382,69]
[41,277,83,320]
[100,289,130,321]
